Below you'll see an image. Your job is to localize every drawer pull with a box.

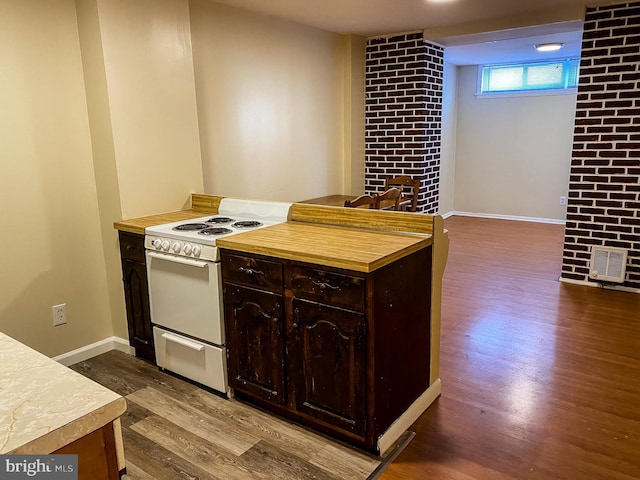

[312,280,340,291]
[161,332,205,351]
[148,251,209,268]
[239,266,264,276]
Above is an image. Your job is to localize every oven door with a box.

[146,250,223,345]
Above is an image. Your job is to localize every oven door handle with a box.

[147,251,209,268]
[161,332,205,351]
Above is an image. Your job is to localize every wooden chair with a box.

[373,187,401,210]
[344,194,375,209]
[384,175,420,211]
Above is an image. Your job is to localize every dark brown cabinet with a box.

[223,253,368,440]
[224,283,285,405]
[118,231,155,363]
[287,264,367,437]
[290,298,366,437]
[221,246,433,454]
[222,253,286,404]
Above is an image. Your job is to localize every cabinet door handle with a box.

[312,280,339,291]
[239,266,264,276]
[161,332,205,351]
[148,251,209,268]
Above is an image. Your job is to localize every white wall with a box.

[343,35,367,196]
[439,62,458,214]
[453,65,576,221]
[76,0,207,340]
[95,0,204,219]
[189,0,347,202]
[0,0,362,358]
[0,0,113,356]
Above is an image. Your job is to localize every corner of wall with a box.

[342,34,367,195]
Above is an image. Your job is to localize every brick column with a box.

[561,2,640,289]
[364,32,444,213]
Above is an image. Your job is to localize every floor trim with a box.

[53,336,132,366]
[367,430,415,480]
[377,378,441,454]
[558,276,640,294]
[445,210,566,225]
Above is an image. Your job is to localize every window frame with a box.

[476,58,580,98]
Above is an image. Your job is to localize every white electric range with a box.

[144,198,291,395]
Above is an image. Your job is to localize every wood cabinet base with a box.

[222,247,433,455]
[54,422,121,480]
[118,232,155,364]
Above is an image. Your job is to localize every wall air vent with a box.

[589,246,628,283]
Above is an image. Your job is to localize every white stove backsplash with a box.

[217,198,292,223]
[144,198,292,254]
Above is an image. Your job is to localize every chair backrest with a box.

[344,194,374,209]
[384,175,420,211]
[373,187,401,210]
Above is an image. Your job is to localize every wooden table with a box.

[298,194,398,210]
[298,194,355,207]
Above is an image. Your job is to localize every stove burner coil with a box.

[233,221,262,228]
[207,217,235,224]
[199,227,233,236]
[173,223,209,231]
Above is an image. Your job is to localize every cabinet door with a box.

[122,258,155,363]
[290,298,366,437]
[225,284,285,405]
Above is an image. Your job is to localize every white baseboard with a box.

[559,277,640,294]
[447,210,566,225]
[377,378,442,455]
[54,336,133,366]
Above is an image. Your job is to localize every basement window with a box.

[478,58,580,96]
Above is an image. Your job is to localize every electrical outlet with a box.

[52,304,67,326]
[560,196,567,206]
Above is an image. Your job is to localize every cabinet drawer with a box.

[221,253,283,292]
[288,266,365,311]
[153,327,227,393]
[119,232,146,262]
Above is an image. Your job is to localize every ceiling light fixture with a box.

[535,42,564,52]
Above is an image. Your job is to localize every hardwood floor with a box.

[72,215,639,479]
[380,215,640,480]
[71,351,384,480]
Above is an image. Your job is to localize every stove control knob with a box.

[183,244,192,255]
[161,240,170,251]
[192,245,202,257]
[171,242,182,253]
[152,238,162,249]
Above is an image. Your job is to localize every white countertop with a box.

[0,332,126,454]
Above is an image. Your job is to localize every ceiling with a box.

[443,22,583,65]
[208,0,587,65]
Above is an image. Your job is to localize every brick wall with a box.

[364,32,444,213]
[561,2,640,289]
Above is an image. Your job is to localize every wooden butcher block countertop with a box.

[113,195,435,272]
[216,221,431,273]
[113,194,222,235]
[113,209,212,235]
